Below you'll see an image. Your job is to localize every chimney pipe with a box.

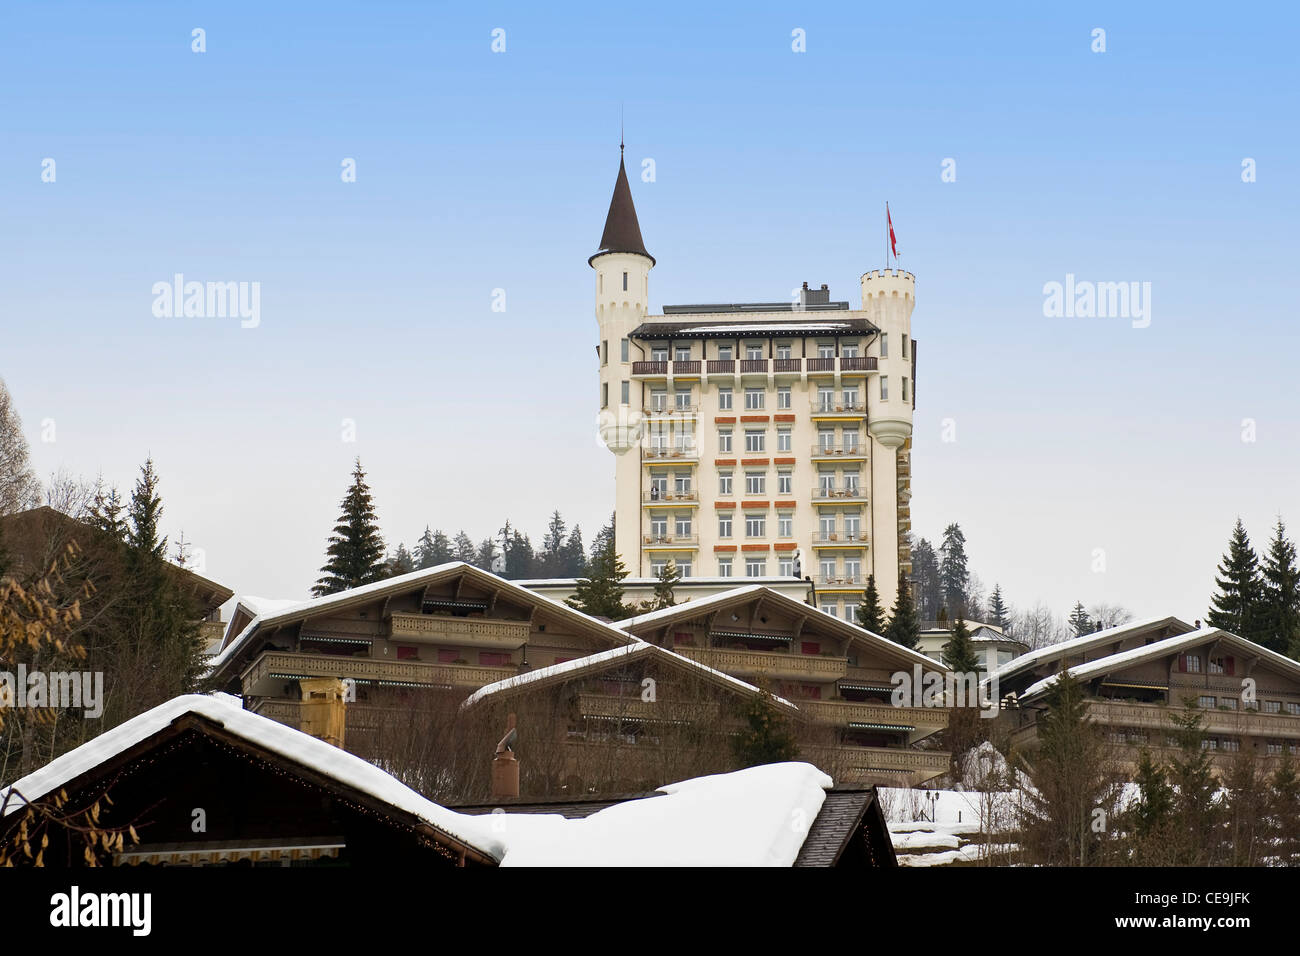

[491,713,520,801]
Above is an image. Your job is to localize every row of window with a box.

[1194,694,1300,714]
[649,507,868,540]
[636,338,910,362]
[650,557,798,578]
[603,378,909,409]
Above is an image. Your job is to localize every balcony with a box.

[643,444,699,462]
[806,357,879,375]
[577,693,720,722]
[643,404,698,419]
[800,700,948,738]
[240,651,515,697]
[642,533,699,550]
[815,574,865,590]
[387,613,530,649]
[740,359,769,374]
[810,402,867,417]
[643,489,698,505]
[811,531,868,548]
[813,486,868,503]
[773,358,802,373]
[673,360,701,375]
[674,646,848,682]
[631,361,668,376]
[811,443,867,460]
[707,359,736,374]
[803,745,950,785]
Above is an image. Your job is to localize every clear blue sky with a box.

[3,1,1297,623]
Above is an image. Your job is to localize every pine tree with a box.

[0,377,40,516]
[1067,601,1091,637]
[1165,702,1223,864]
[731,678,799,767]
[567,532,632,620]
[1270,756,1300,867]
[884,572,921,650]
[943,616,980,673]
[1259,517,1300,655]
[649,560,680,610]
[987,584,1010,631]
[857,574,887,633]
[476,537,499,572]
[386,543,416,577]
[910,537,941,621]
[938,523,970,617]
[415,527,453,568]
[1207,518,1264,643]
[127,458,167,561]
[452,530,477,564]
[313,459,386,597]
[542,510,567,576]
[1130,751,1173,840]
[87,480,127,540]
[505,529,536,579]
[562,526,586,577]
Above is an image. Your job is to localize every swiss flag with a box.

[887,205,898,260]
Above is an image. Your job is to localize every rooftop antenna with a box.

[620,103,625,155]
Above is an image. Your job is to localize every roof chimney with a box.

[298,677,346,748]
[491,713,520,801]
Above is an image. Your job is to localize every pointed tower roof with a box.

[590,148,654,266]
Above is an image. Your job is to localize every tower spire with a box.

[590,144,654,265]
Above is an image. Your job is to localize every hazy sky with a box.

[3,2,1297,625]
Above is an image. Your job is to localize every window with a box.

[1221,697,1238,710]
[649,475,668,497]
[778,557,794,576]
[1222,738,1240,753]
[674,473,691,495]
[397,645,418,660]
[818,344,835,359]
[777,471,792,495]
[820,558,836,579]
[677,561,692,578]
[1198,695,1216,709]
[718,514,733,537]
[843,429,860,452]
[745,514,766,537]
[746,558,766,577]
[819,472,835,494]
[901,335,909,359]
[1209,657,1225,675]
[719,471,733,494]
[745,472,766,495]
[718,557,733,577]
[650,560,666,575]
[843,471,860,494]
[675,345,691,361]
[818,429,835,452]
[819,514,836,537]
[621,381,630,405]
[880,377,889,401]
[718,388,733,410]
[675,389,692,409]
[674,425,693,452]
[821,603,838,618]
[650,515,667,536]
[649,388,667,411]
[777,387,791,409]
[844,558,861,580]
[902,377,910,402]
[675,516,692,536]
[745,430,765,453]
[601,382,609,408]
[621,338,629,362]
[844,513,861,537]
[652,346,668,361]
[622,271,628,291]
[1288,703,1300,716]
[480,651,510,667]
[746,345,763,360]
[843,601,859,622]
[777,428,792,452]
[718,345,733,361]
[1264,700,1282,714]
[437,649,459,663]
[817,387,834,411]
[745,388,765,410]
[778,512,793,537]
[601,340,608,366]
[880,334,888,358]
[719,430,732,454]
[1184,654,1202,673]
[842,386,859,408]
[842,344,858,358]
[776,344,792,360]
[1269,741,1285,756]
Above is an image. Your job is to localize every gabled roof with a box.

[0,694,504,862]
[460,638,799,713]
[992,615,1195,685]
[208,562,636,682]
[590,151,654,265]
[618,585,946,673]
[1018,627,1300,702]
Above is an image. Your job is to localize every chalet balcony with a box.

[706,359,736,374]
[773,358,802,373]
[803,745,950,786]
[672,360,701,375]
[811,444,867,460]
[643,444,699,462]
[240,650,515,697]
[200,620,226,647]
[641,533,699,549]
[807,357,879,374]
[643,489,698,504]
[577,693,721,722]
[739,359,769,374]
[387,612,530,649]
[674,646,848,682]
[799,700,948,738]
[631,360,668,376]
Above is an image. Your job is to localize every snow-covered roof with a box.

[619,585,946,672]
[461,639,798,712]
[992,615,1194,685]
[208,562,634,674]
[1015,626,1300,701]
[0,694,506,859]
[492,762,833,866]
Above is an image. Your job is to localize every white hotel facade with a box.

[592,150,918,618]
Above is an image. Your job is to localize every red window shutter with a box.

[396,646,418,660]
[801,641,820,656]
[1178,653,1187,672]
[1226,656,1235,676]
[437,649,458,663]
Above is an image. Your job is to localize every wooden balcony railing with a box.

[799,700,948,732]
[773,358,802,372]
[241,651,515,694]
[674,646,847,682]
[707,359,736,374]
[387,613,530,648]
[673,360,701,374]
[740,359,769,373]
[577,693,720,722]
[632,361,668,375]
[840,356,878,372]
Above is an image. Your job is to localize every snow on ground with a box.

[879,785,1019,866]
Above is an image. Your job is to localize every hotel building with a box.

[592,149,917,618]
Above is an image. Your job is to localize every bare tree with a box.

[1013,601,1070,650]
[0,379,40,516]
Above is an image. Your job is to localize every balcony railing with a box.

[811,531,867,546]
[643,445,699,460]
[673,360,701,374]
[773,358,802,373]
[799,700,949,733]
[706,359,736,374]
[644,404,698,416]
[812,444,866,457]
[674,646,848,682]
[644,489,698,503]
[632,361,668,375]
[803,745,950,782]
[387,613,530,649]
[811,402,867,415]
[577,693,720,722]
[814,486,866,500]
[806,357,879,374]
[807,357,835,372]
[740,359,769,373]
[815,574,864,588]
[240,651,515,695]
[642,533,700,548]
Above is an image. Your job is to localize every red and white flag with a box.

[887,204,898,260]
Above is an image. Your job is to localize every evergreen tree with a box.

[590,512,616,565]
[87,479,128,540]
[731,679,799,767]
[884,572,921,650]
[313,459,387,597]
[126,458,167,561]
[1130,751,1174,840]
[415,527,453,568]
[562,526,586,577]
[505,529,536,579]
[0,377,40,516]
[476,537,499,572]
[1165,702,1224,864]
[567,532,632,620]
[541,510,567,576]
[1207,518,1265,643]
[987,584,1010,631]
[1067,601,1091,637]
[1259,517,1300,655]
[1270,756,1300,867]
[943,616,980,673]
[856,574,887,633]
[910,537,941,621]
[386,543,416,577]
[452,530,477,564]
[938,523,970,616]
[649,560,680,610]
